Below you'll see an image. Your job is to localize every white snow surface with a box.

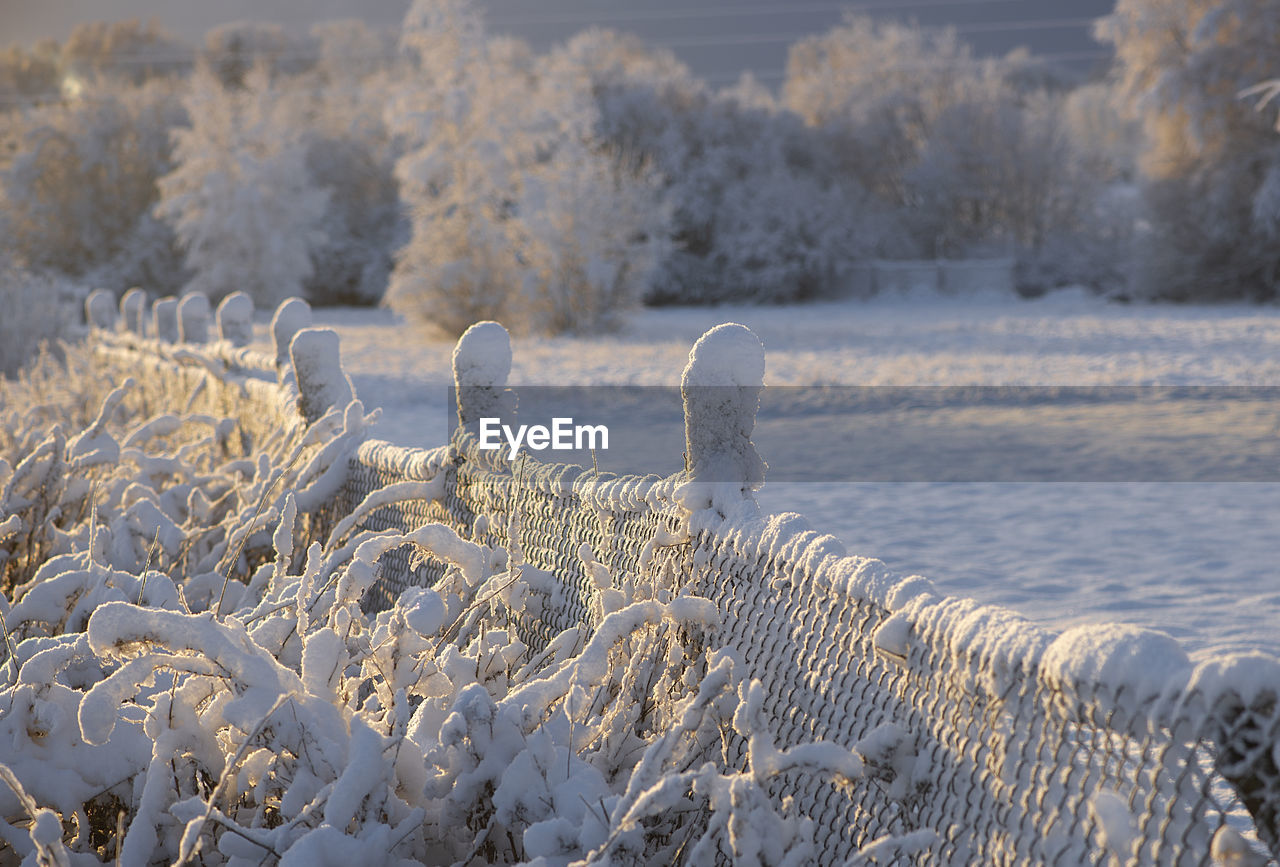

[292,288,1280,659]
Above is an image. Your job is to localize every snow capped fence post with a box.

[120,287,146,335]
[1178,654,1280,857]
[84,289,115,331]
[152,296,180,343]
[679,323,766,513]
[215,291,254,347]
[451,320,514,437]
[290,328,354,424]
[177,292,211,344]
[271,297,313,368]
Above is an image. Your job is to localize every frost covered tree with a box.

[553,28,871,303]
[907,91,1084,253]
[783,16,987,207]
[61,19,191,86]
[1098,0,1280,300]
[389,0,669,334]
[783,15,1128,292]
[385,0,533,334]
[1062,82,1141,185]
[0,77,187,291]
[296,20,404,306]
[199,21,312,88]
[513,55,670,332]
[156,63,328,306]
[310,18,398,85]
[0,41,61,105]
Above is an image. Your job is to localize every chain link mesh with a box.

[92,335,1280,866]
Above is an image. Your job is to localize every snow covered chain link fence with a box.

[88,292,1280,866]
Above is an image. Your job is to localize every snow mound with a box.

[1042,624,1191,728]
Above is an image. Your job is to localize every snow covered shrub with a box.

[0,78,187,292]
[555,30,869,304]
[782,16,1125,283]
[301,129,402,308]
[156,63,329,308]
[1098,0,1280,301]
[389,4,671,334]
[385,0,534,336]
[0,385,895,863]
[0,41,60,107]
[0,506,878,866]
[510,56,670,334]
[0,334,370,594]
[60,18,192,87]
[199,21,310,90]
[0,262,69,378]
[784,16,985,209]
[298,21,404,308]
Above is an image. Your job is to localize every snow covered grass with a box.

[305,290,1280,658]
[0,335,915,865]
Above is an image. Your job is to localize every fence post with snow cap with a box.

[271,297,313,369]
[215,292,254,347]
[152,296,179,343]
[289,328,354,424]
[451,320,514,436]
[84,289,115,331]
[120,287,146,335]
[1177,653,1280,856]
[177,292,211,344]
[678,322,766,514]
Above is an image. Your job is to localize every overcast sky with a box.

[1,0,1118,85]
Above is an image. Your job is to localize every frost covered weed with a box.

[0,340,363,598]
[0,343,891,866]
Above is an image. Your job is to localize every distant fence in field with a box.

[88,289,1280,866]
[845,258,1016,296]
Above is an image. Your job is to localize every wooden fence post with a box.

[451,320,514,436]
[152,297,179,343]
[120,288,146,335]
[216,292,255,347]
[177,293,211,344]
[290,327,354,424]
[680,322,766,512]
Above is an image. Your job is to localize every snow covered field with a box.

[302,290,1280,659]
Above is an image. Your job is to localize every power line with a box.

[701,49,1111,84]
[650,17,1099,50]
[488,0,1030,27]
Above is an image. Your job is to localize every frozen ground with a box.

[298,288,1280,659]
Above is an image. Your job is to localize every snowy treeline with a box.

[5,0,1280,333]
